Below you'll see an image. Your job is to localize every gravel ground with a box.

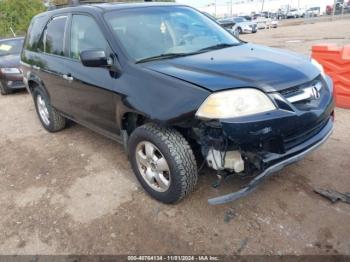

[0,18,349,255]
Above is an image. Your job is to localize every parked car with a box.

[269,18,279,28]
[254,16,278,29]
[0,37,25,95]
[21,3,335,205]
[202,12,239,37]
[286,8,304,18]
[217,17,257,34]
[305,7,321,17]
[326,0,350,15]
[240,15,252,21]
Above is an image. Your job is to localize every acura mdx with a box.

[21,2,335,204]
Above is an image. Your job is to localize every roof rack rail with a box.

[47,0,155,10]
[47,0,109,10]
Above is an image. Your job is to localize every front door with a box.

[62,14,120,136]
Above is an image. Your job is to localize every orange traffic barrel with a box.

[312,44,350,109]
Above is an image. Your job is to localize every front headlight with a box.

[0,68,21,74]
[311,59,324,75]
[195,88,276,119]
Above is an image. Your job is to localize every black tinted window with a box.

[44,16,67,56]
[70,15,108,59]
[24,16,47,52]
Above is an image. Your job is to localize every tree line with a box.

[0,0,45,38]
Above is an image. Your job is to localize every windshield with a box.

[234,17,246,22]
[104,6,240,62]
[0,39,23,56]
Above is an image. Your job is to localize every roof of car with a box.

[91,2,181,10]
[47,2,183,14]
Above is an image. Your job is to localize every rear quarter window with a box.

[24,15,48,52]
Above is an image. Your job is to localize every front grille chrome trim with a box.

[285,81,323,103]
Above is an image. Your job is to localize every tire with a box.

[128,123,198,204]
[33,87,66,132]
[238,27,242,34]
[0,82,11,95]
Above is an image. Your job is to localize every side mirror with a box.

[80,49,109,67]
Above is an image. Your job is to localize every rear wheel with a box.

[128,123,198,204]
[33,87,66,132]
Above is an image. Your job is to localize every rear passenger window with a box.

[44,16,67,56]
[70,15,108,59]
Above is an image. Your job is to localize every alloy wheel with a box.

[36,94,50,126]
[135,141,171,192]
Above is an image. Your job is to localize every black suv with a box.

[21,2,335,205]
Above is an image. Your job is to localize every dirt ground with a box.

[0,18,350,256]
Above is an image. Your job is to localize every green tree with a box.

[0,0,45,38]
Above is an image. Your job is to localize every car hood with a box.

[0,54,20,68]
[144,44,320,93]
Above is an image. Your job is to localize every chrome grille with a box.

[279,77,327,109]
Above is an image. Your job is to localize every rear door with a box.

[38,15,72,113]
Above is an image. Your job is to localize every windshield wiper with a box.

[136,43,240,63]
[197,43,239,52]
[136,52,194,63]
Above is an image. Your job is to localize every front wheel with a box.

[128,123,198,204]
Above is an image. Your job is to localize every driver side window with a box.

[70,15,108,59]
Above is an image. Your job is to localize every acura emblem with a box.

[286,81,323,103]
[305,82,322,101]
[311,85,321,100]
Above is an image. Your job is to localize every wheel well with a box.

[122,112,147,135]
[28,80,39,93]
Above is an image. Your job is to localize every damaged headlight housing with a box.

[196,88,276,119]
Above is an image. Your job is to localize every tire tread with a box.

[130,123,198,203]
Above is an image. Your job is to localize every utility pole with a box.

[261,0,265,12]
[215,0,217,18]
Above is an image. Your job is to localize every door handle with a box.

[63,74,74,81]
[32,65,40,70]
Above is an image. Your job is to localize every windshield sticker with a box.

[0,44,12,51]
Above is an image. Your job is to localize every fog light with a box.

[7,81,13,86]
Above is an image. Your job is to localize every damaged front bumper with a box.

[208,118,333,205]
[194,75,336,204]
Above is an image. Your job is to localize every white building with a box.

[199,0,334,18]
